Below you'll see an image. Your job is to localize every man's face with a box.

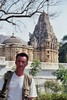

[15,56,28,70]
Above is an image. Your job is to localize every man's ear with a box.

[26,61,28,66]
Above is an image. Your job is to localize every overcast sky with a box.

[50,0,67,42]
[0,0,67,42]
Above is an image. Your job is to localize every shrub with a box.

[60,94,67,100]
[51,93,67,100]
[36,93,67,100]
[38,93,51,100]
[51,94,60,100]
[44,80,62,93]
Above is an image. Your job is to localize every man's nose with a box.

[19,62,23,65]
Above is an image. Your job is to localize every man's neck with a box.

[15,70,24,76]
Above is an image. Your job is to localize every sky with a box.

[50,0,67,42]
[0,0,67,42]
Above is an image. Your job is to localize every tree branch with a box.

[0,0,61,24]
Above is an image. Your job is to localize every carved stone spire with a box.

[29,11,59,63]
[29,11,58,49]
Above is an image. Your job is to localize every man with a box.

[0,52,37,100]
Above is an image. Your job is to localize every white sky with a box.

[50,0,67,42]
[0,0,67,42]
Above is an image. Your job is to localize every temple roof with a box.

[2,34,27,45]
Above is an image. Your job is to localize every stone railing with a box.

[41,62,59,70]
[26,62,67,70]
[0,60,67,70]
[0,57,6,68]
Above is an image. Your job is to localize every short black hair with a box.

[16,52,29,61]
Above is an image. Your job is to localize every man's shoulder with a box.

[24,74,32,85]
[24,74,32,80]
[4,71,14,80]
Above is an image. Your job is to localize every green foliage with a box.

[53,65,67,84]
[29,60,41,96]
[62,35,67,41]
[59,94,67,100]
[51,93,60,100]
[59,43,67,63]
[52,93,67,100]
[59,35,67,63]
[62,85,67,94]
[37,93,67,100]
[29,60,41,76]
[44,80,62,93]
[38,93,51,100]
[53,65,67,93]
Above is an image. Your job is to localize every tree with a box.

[59,35,67,63]
[0,0,61,25]
[29,59,41,76]
[29,59,41,95]
[62,35,67,42]
[59,43,67,63]
[53,65,67,93]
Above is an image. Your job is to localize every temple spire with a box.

[46,0,49,14]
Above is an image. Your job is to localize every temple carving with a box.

[28,12,59,63]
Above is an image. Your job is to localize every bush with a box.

[44,80,62,93]
[38,93,51,100]
[60,94,67,100]
[52,93,67,100]
[52,94,60,100]
[36,93,67,100]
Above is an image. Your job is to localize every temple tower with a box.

[28,12,59,63]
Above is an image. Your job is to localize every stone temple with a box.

[0,12,59,63]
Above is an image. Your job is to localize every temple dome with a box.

[2,35,27,45]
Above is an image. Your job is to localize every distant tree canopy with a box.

[62,35,67,42]
[59,35,67,63]
[0,0,61,25]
